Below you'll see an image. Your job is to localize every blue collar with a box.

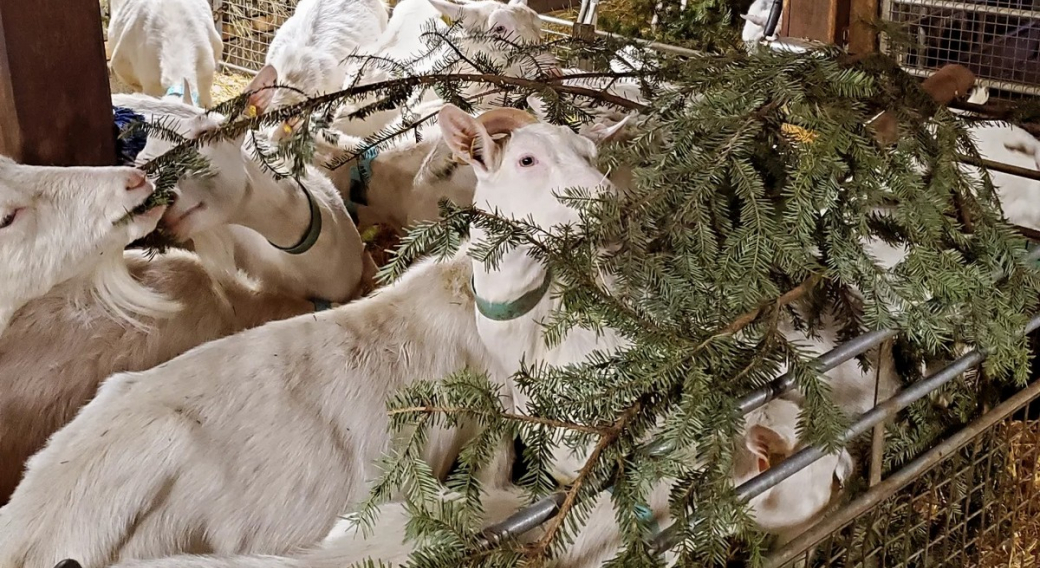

[112,106,148,166]
[165,85,200,107]
[312,299,334,312]
[471,269,553,322]
[345,147,379,224]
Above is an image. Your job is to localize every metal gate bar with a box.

[764,374,1040,567]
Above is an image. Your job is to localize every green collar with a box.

[471,268,553,321]
[271,178,322,255]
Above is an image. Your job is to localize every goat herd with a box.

[1,0,1040,566]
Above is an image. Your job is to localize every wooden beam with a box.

[526,0,576,15]
[847,0,879,54]
[0,0,115,166]
[783,0,852,46]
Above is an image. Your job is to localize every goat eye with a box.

[493,25,506,33]
[519,155,537,167]
[0,209,19,229]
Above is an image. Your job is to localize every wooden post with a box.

[0,0,115,166]
[782,0,852,46]
[847,0,879,54]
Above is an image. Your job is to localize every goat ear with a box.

[742,12,767,25]
[526,95,550,121]
[428,0,466,21]
[966,86,989,105]
[509,0,529,5]
[583,114,634,146]
[244,64,278,116]
[438,104,498,173]
[746,424,789,474]
[833,449,854,488]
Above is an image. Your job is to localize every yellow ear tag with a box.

[282,123,293,135]
[781,123,818,144]
[245,104,258,118]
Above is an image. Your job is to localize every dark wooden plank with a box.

[527,0,579,15]
[784,0,851,45]
[0,0,115,166]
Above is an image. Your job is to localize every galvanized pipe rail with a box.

[480,244,1040,552]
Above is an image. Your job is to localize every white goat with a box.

[244,0,389,137]
[741,0,779,48]
[0,250,513,568]
[0,157,167,335]
[116,93,369,302]
[437,104,888,486]
[108,0,223,107]
[425,0,544,109]
[328,0,544,141]
[94,399,849,568]
[0,94,371,503]
[330,0,449,139]
[966,122,1040,232]
[0,249,318,505]
[316,124,478,233]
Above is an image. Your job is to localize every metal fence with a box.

[880,0,1040,99]
[218,0,298,72]
[769,373,1040,568]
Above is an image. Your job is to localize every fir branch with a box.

[388,406,608,435]
[525,400,645,564]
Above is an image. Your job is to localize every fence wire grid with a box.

[880,0,1040,99]
[219,0,298,71]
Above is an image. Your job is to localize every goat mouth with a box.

[161,202,205,230]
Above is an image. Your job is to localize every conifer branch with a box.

[718,273,824,336]
[526,401,645,564]
[388,406,607,435]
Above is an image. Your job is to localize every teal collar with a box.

[606,487,660,535]
[270,179,322,255]
[471,268,553,322]
[345,147,379,225]
[164,85,200,106]
[311,299,333,312]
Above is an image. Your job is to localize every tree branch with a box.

[388,406,607,435]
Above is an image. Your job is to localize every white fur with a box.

[331,0,449,139]
[329,0,543,140]
[94,400,848,568]
[118,93,369,302]
[0,251,513,568]
[741,0,778,47]
[965,122,1040,232]
[0,248,323,504]
[245,0,389,138]
[108,0,222,107]
[424,0,544,109]
[316,123,478,232]
[0,157,169,334]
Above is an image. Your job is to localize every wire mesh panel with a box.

[768,377,1040,568]
[880,0,1040,98]
[218,0,298,71]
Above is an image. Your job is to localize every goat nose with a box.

[126,170,148,191]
